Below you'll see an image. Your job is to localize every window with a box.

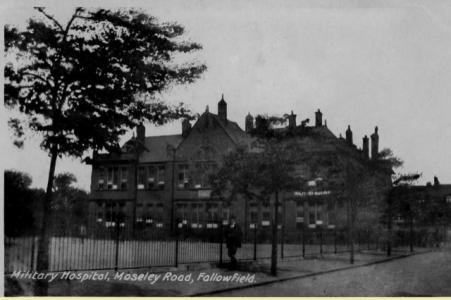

[96,202,104,222]
[176,203,188,227]
[207,203,219,221]
[191,203,202,228]
[147,166,156,189]
[144,203,153,225]
[296,201,304,223]
[446,195,451,204]
[97,167,105,190]
[157,166,165,189]
[307,203,324,227]
[120,167,128,189]
[249,203,258,225]
[107,167,113,190]
[107,167,119,190]
[193,162,217,189]
[136,203,144,224]
[222,207,230,225]
[262,202,270,226]
[137,167,146,189]
[113,167,119,189]
[308,204,316,225]
[178,164,189,189]
[155,203,164,224]
[316,205,323,225]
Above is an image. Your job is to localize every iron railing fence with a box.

[5,216,444,274]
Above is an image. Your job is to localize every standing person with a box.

[225,216,242,269]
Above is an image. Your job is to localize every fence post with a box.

[409,216,414,253]
[253,225,257,261]
[30,236,36,271]
[174,227,179,267]
[319,227,323,256]
[281,225,284,259]
[334,228,337,254]
[114,220,120,271]
[302,224,306,258]
[219,222,223,265]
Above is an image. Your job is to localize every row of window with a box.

[96,162,218,191]
[92,200,334,229]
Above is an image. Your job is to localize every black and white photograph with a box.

[1,0,451,296]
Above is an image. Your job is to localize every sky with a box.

[1,0,451,191]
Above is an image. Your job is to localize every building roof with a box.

[192,111,253,147]
[139,134,183,162]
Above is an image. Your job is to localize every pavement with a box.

[4,247,439,296]
[212,247,451,296]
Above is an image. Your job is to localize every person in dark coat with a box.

[224,216,242,269]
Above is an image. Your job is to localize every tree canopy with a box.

[5,8,206,156]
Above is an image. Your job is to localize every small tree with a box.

[5,8,206,295]
[4,170,44,236]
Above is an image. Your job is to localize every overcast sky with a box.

[1,0,451,191]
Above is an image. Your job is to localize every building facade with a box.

[87,96,392,236]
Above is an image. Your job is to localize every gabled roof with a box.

[187,111,253,147]
[139,134,183,162]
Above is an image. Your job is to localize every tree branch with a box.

[34,7,64,32]
[21,71,53,89]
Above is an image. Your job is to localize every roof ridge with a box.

[144,134,182,138]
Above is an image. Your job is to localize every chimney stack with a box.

[245,112,254,133]
[182,118,191,137]
[218,94,227,122]
[362,135,369,159]
[315,109,322,127]
[137,123,145,143]
[288,110,297,129]
[370,126,379,159]
[345,125,353,145]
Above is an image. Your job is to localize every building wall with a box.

[87,111,392,236]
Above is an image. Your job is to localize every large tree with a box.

[212,115,305,276]
[5,8,206,295]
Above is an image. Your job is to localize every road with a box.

[212,248,451,296]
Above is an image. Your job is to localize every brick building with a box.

[87,96,392,235]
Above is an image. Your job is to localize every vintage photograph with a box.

[2,0,451,296]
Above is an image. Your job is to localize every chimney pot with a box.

[288,110,297,129]
[362,135,369,159]
[345,125,353,145]
[370,126,379,159]
[137,124,145,143]
[245,112,254,133]
[315,109,323,127]
[218,94,227,122]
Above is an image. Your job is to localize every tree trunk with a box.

[271,190,279,276]
[34,145,58,296]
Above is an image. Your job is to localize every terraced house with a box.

[87,95,392,236]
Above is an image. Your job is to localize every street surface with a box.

[212,247,451,296]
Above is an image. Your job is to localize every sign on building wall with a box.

[294,190,331,197]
